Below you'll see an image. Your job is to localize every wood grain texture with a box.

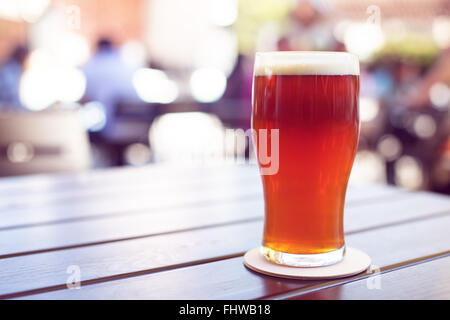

[0,179,263,230]
[0,165,261,211]
[0,164,253,195]
[0,191,446,258]
[0,172,401,231]
[7,213,450,299]
[292,255,450,300]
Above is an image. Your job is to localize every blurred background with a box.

[0,0,449,194]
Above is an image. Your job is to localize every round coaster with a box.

[244,247,371,280]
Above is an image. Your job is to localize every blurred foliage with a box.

[235,0,293,54]
[374,35,440,67]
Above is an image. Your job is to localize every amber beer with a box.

[252,52,360,266]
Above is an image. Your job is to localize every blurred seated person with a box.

[82,38,138,138]
[0,45,28,110]
[275,0,337,52]
[82,38,139,165]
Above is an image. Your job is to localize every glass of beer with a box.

[252,51,360,267]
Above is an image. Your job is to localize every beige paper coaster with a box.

[244,247,371,280]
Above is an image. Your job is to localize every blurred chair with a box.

[0,110,91,176]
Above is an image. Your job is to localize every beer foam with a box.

[254,51,360,76]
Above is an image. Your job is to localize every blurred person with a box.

[278,0,337,52]
[0,45,28,110]
[400,49,450,193]
[370,50,450,193]
[404,48,450,109]
[82,38,139,165]
[82,38,138,139]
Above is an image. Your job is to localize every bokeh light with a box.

[377,134,403,162]
[132,68,179,104]
[19,67,86,111]
[359,97,380,123]
[206,0,238,27]
[19,68,55,110]
[6,142,34,163]
[55,68,86,103]
[124,143,152,166]
[429,82,450,110]
[349,151,386,186]
[193,28,238,76]
[413,114,437,139]
[79,101,107,132]
[344,23,385,61]
[149,112,225,163]
[0,0,50,22]
[432,16,450,49]
[190,68,227,103]
[53,33,90,67]
[121,40,147,69]
[395,156,424,190]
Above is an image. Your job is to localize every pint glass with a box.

[252,52,360,267]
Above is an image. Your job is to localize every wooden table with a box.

[0,164,449,300]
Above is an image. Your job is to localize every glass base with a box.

[261,245,346,267]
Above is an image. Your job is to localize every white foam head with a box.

[254,51,360,76]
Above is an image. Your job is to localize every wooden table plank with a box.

[0,184,402,232]
[0,173,401,230]
[344,191,450,234]
[0,164,395,199]
[0,191,446,258]
[0,164,257,195]
[0,199,263,258]
[0,166,260,210]
[0,179,263,230]
[292,255,450,300]
[14,212,450,299]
